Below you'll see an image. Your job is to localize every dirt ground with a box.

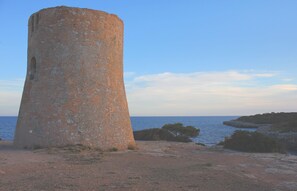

[0,141,297,191]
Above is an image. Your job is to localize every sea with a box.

[0,116,256,146]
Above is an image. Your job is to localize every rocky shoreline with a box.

[223,120,268,128]
[223,116,297,151]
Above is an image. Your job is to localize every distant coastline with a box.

[223,120,265,128]
[223,112,297,131]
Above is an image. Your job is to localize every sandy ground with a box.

[0,141,297,191]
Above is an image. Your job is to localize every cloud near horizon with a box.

[0,79,24,116]
[125,70,297,116]
[0,71,296,116]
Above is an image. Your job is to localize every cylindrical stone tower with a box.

[14,6,135,150]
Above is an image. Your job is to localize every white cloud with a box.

[1,72,296,116]
[282,78,294,82]
[124,72,136,78]
[0,79,24,91]
[252,73,277,78]
[0,92,22,116]
[0,79,24,116]
[270,84,297,91]
[125,71,297,116]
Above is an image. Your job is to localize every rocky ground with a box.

[0,141,297,191]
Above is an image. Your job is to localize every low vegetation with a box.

[162,123,200,137]
[237,112,297,125]
[221,131,285,153]
[271,121,297,133]
[133,123,200,143]
[225,112,297,132]
[109,147,118,152]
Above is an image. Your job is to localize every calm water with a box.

[0,116,256,146]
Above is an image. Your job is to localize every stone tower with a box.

[14,6,135,150]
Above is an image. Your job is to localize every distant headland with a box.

[223,112,297,132]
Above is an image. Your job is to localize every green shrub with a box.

[222,131,285,153]
[133,123,200,143]
[133,128,192,142]
[109,147,118,152]
[162,123,200,137]
[271,121,297,132]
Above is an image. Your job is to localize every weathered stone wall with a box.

[14,6,135,150]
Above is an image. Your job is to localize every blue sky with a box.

[0,0,297,116]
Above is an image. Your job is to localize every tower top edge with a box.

[33,6,123,23]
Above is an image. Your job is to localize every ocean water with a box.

[131,116,256,145]
[0,116,256,146]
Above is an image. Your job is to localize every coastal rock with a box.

[223,120,262,128]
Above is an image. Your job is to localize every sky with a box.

[0,0,297,116]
